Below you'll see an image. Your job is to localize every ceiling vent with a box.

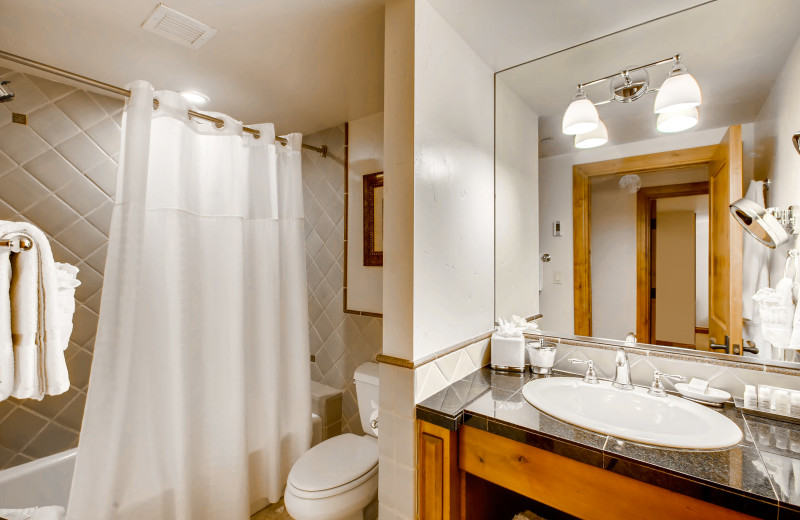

[142,4,217,49]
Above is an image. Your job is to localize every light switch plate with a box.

[553,220,562,236]
[554,270,562,284]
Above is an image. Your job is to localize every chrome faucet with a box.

[613,333,636,390]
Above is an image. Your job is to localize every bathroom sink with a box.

[521,377,742,450]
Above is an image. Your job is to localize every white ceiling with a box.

[427,0,712,72]
[0,0,385,135]
[495,0,800,157]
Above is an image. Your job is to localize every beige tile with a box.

[2,73,48,113]
[22,422,78,458]
[56,133,107,173]
[87,92,124,116]
[55,392,86,431]
[0,199,17,220]
[85,243,108,274]
[56,218,106,258]
[50,238,81,265]
[85,199,113,236]
[0,444,14,469]
[27,75,75,101]
[75,263,103,301]
[85,158,118,197]
[28,104,81,146]
[56,175,108,215]
[0,150,14,176]
[70,306,99,346]
[21,387,78,421]
[5,453,33,469]
[25,195,80,236]
[0,123,49,165]
[23,149,82,191]
[65,349,93,390]
[55,91,107,130]
[0,407,47,451]
[0,168,49,212]
[85,118,121,157]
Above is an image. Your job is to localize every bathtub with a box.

[0,448,76,509]
[0,414,322,512]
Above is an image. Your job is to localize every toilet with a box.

[284,362,380,520]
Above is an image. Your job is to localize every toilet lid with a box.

[288,434,378,493]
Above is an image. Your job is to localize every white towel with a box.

[0,506,65,520]
[742,181,770,321]
[0,221,74,399]
[0,247,12,400]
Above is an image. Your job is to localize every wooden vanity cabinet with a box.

[417,420,759,520]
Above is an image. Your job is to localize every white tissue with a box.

[495,317,523,338]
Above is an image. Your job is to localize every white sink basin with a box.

[521,377,742,450]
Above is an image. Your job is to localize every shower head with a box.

[0,81,14,103]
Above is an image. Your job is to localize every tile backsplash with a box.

[0,68,121,468]
[301,124,382,434]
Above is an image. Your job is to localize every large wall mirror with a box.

[495,0,800,365]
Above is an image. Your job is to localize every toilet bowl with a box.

[285,362,380,520]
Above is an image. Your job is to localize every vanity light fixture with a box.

[179,90,210,106]
[657,106,699,133]
[653,57,702,114]
[562,88,599,135]
[574,120,608,148]
[561,54,702,147]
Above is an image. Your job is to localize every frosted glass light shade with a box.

[657,107,698,133]
[562,94,599,135]
[574,120,608,148]
[654,72,701,114]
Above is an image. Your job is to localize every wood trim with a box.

[654,340,697,349]
[573,146,716,339]
[635,182,709,343]
[459,425,757,520]
[572,168,592,336]
[419,420,461,520]
[375,354,415,369]
[573,145,717,178]
[377,329,494,370]
[695,326,709,334]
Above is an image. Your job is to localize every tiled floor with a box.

[251,499,294,520]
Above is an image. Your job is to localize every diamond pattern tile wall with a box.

[302,125,383,435]
[0,67,122,469]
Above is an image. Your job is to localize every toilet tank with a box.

[354,362,380,436]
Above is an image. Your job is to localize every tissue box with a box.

[491,333,526,372]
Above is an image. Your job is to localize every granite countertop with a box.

[416,367,800,520]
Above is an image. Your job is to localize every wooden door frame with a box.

[572,145,717,336]
[636,181,709,344]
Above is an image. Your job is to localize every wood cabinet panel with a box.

[459,425,757,520]
[418,421,460,520]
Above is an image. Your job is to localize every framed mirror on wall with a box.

[363,172,384,267]
[494,0,800,366]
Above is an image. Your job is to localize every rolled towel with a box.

[0,221,70,399]
[0,505,66,520]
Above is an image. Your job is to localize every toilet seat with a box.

[287,434,378,499]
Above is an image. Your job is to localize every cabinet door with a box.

[418,420,460,520]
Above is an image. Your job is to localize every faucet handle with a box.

[647,370,686,397]
[568,358,599,384]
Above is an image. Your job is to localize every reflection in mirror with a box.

[495,0,800,365]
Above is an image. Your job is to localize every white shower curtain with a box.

[67,81,311,520]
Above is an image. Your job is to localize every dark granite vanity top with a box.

[416,368,800,520]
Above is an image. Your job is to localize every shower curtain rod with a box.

[0,50,328,157]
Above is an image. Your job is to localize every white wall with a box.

[754,35,800,285]
[347,112,384,313]
[412,0,495,361]
[538,124,752,335]
[495,77,539,320]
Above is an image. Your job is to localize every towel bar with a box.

[0,235,33,252]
